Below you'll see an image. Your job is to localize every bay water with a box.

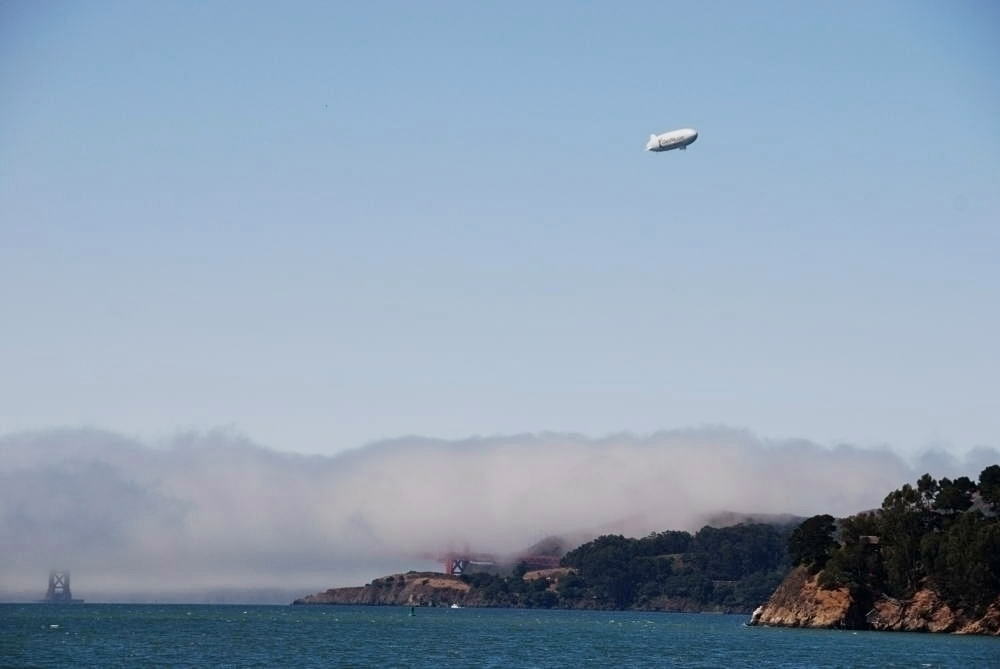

[2,603,997,667]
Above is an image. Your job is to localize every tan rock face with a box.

[752,566,861,629]
[751,568,1000,636]
[869,590,1000,636]
[868,590,959,633]
[957,601,1000,636]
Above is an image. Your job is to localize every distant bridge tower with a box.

[44,570,75,602]
[441,553,497,576]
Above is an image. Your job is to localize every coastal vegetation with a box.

[791,465,1000,615]
[457,523,793,612]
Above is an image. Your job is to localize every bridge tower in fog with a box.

[44,570,75,602]
[437,552,562,575]
[442,553,497,576]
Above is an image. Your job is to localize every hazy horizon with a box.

[2,425,996,603]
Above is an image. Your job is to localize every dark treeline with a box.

[790,465,1000,614]
[461,523,794,611]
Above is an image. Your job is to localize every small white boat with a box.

[450,603,462,609]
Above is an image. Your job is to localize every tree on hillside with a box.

[879,480,943,596]
[637,530,691,556]
[689,524,789,580]
[928,511,1000,611]
[916,473,938,508]
[560,535,641,608]
[934,476,977,513]
[788,514,837,572]
[978,465,1000,511]
[819,512,883,590]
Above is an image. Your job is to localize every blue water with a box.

[2,604,997,668]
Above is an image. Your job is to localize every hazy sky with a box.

[2,1,999,456]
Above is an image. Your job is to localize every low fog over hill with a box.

[1,427,995,602]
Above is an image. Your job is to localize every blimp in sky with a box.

[646,128,698,152]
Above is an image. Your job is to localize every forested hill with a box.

[459,522,795,612]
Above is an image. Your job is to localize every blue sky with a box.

[2,1,998,455]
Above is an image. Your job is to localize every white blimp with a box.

[646,128,698,152]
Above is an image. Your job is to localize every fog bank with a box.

[1,427,995,601]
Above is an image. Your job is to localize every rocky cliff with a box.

[749,566,866,629]
[867,589,1000,634]
[750,566,1000,635]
